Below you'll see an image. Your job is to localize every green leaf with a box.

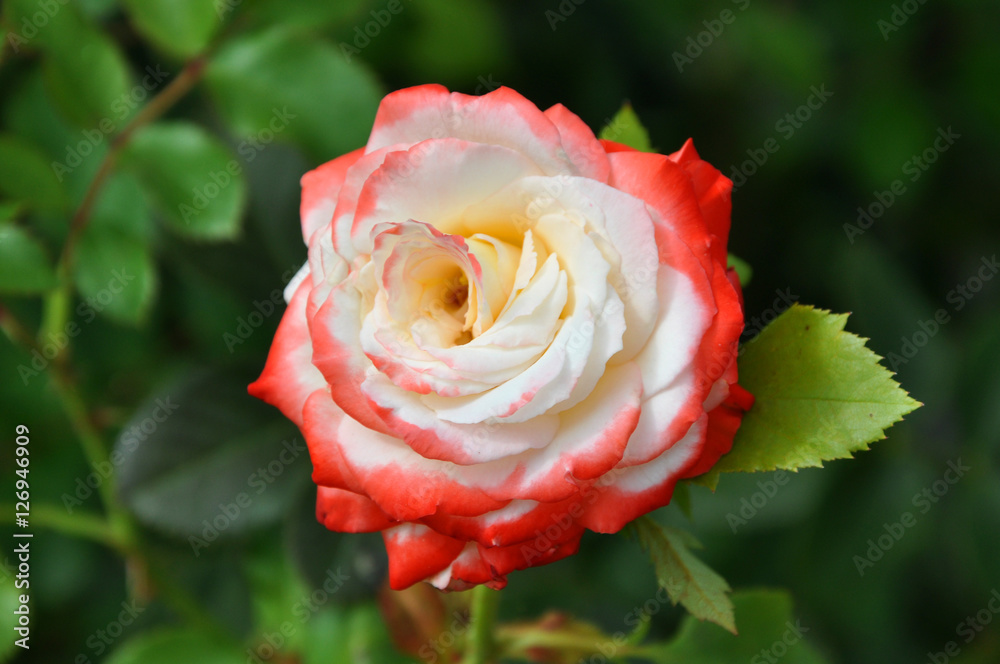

[74,228,157,324]
[115,368,310,539]
[698,305,921,489]
[1,68,99,209]
[205,28,383,161]
[727,252,753,287]
[0,225,58,294]
[627,516,735,633]
[89,173,155,241]
[120,0,221,58]
[124,123,247,241]
[599,103,653,152]
[35,6,130,127]
[0,134,68,213]
[647,589,828,663]
[0,203,21,224]
[245,539,310,652]
[103,628,244,664]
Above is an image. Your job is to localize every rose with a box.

[250,84,753,590]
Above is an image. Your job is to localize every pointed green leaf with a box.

[627,516,735,633]
[727,252,753,287]
[103,629,244,664]
[205,28,383,160]
[123,123,247,241]
[120,0,221,58]
[698,305,921,489]
[89,173,155,241]
[646,589,828,663]
[36,6,130,127]
[0,134,68,213]
[0,225,58,294]
[74,228,157,324]
[599,103,653,152]
[115,369,309,538]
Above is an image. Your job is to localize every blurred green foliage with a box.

[0,0,997,662]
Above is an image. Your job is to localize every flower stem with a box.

[461,585,500,664]
[57,55,207,277]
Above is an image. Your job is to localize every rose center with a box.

[443,277,469,309]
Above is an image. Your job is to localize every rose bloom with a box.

[250,84,753,591]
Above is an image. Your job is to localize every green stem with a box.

[0,306,40,355]
[57,55,207,278]
[44,55,209,366]
[48,370,118,512]
[2,504,123,550]
[5,502,230,641]
[496,626,658,662]
[2,51,231,645]
[461,585,500,664]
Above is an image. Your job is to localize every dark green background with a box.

[1,0,998,662]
